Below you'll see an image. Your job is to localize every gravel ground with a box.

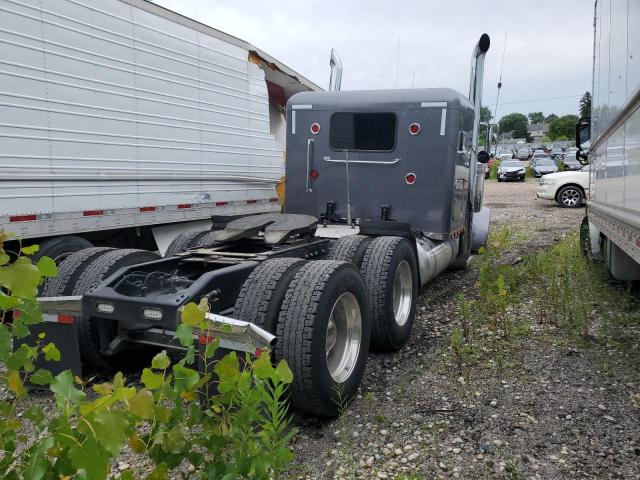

[286,180,640,479]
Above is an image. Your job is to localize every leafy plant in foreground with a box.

[0,232,296,479]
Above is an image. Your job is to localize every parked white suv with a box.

[536,165,590,208]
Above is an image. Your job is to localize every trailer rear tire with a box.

[41,247,114,297]
[276,261,370,416]
[32,235,93,264]
[164,230,208,257]
[234,257,306,334]
[326,235,372,268]
[72,249,160,368]
[361,236,417,351]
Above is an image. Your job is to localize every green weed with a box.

[0,232,296,479]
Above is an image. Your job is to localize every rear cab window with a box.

[329,112,396,151]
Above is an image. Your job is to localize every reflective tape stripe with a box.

[9,214,37,222]
[440,108,447,136]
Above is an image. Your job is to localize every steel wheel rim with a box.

[326,292,362,383]
[561,188,580,206]
[392,260,413,326]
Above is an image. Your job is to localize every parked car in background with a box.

[516,147,530,160]
[531,157,558,177]
[550,147,564,159]
[566,147,578,157]
[530,152,550,170]
[497,149,514,160]
[536,164,590,208]
[561,156,582,171]
[497,160,526,182]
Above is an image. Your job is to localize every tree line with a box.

[480,91,591,144]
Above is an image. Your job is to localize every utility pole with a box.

[490,33,507,155]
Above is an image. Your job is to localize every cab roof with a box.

[288,88,472,110]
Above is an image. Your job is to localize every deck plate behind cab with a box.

[213,213,317,244]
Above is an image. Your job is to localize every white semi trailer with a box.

[576,0,640,281]
[0,0,319,261]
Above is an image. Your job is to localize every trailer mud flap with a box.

[19,316,82,388]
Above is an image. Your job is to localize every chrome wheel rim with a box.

[326,292,362,383]
[561,188,580,206]
[392,260,413,326]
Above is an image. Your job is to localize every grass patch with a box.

[448,227,640,375]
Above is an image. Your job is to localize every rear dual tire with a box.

[71,249,160,369]
[235,258,370,416]
[32,235,94,265]
[277,261,370,417]
[164,229,221,257]
[361,237,418,351]
[42,247,115,297]
[234,257,306,335]
[327,235,372,268]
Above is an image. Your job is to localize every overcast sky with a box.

[154,0,594,120]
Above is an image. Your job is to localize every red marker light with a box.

[309,169,319,179]
[310,123,321,134]
[405,173,417,185]
[409,123,421,135]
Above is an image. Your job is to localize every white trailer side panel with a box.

[0,0,292,237]
[587,0,640,269]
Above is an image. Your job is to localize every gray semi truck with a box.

[34,35,492,416]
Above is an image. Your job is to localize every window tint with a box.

[330,112,396,151]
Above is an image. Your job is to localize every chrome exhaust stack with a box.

[329,49,343,91]
[415,35,491,284]
[468,34,490,211]
[469,34,490,150]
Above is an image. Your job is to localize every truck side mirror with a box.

[575,117,590,164]
[575,118,590,149]
[477,150,490,164]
